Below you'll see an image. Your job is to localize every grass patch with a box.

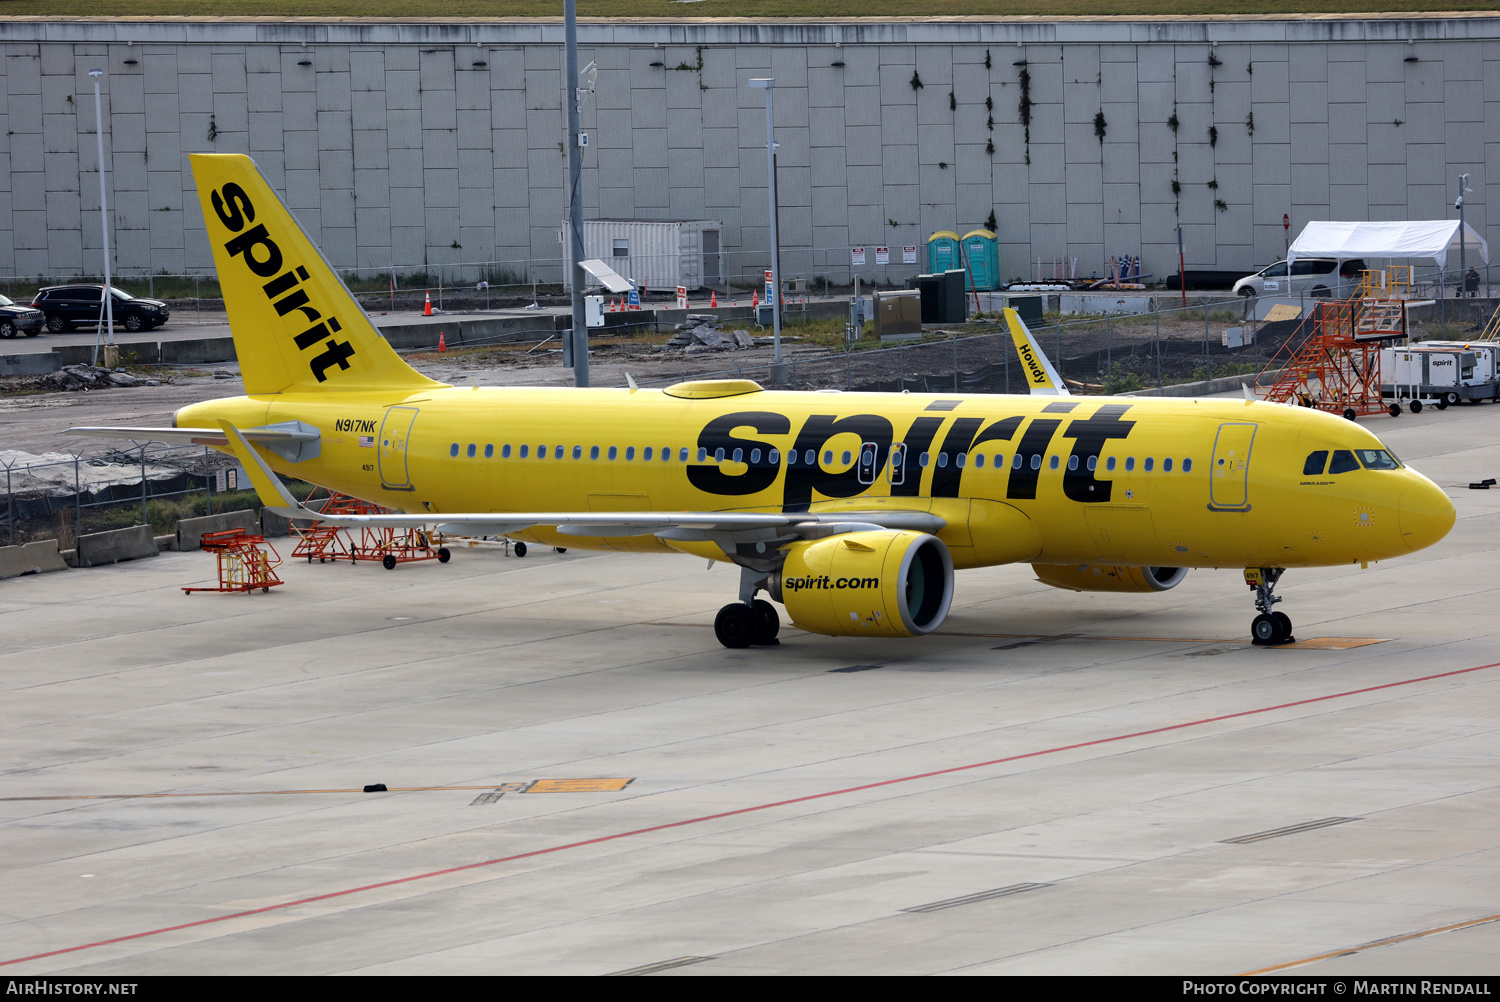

[0,1,1483,14]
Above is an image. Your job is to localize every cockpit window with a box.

[1303,451,1328,476]
[1356,449,1400,470]
[1328,450,1361,474]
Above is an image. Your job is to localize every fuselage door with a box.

[887,443,907,486]
[378,405,419,491]
[1208,422,1256,512]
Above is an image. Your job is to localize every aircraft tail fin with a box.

[1003,307,1069,396]
[189,153,442,396]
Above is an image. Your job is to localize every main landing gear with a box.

[714,567,782,649]
[1245,567,1295,646]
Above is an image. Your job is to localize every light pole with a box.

[88,68,116,367]
[563,2,588,387]
[1456,172,1473,299]
[748,78,782,363]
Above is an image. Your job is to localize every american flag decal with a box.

[359,435,374,448]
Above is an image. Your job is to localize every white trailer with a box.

[582,220,724,292]
[1381,344,1500,409]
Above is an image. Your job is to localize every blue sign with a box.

[628,285,639,308]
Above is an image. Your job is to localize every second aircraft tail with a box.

[1004,307,1069,396]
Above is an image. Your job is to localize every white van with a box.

[1233,258,1367,299]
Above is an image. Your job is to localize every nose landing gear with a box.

[1245,567,1295,645]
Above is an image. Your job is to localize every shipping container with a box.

[582,220,724,292]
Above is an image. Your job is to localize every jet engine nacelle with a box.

[770,530,954,638]
[1032,564,1188,593]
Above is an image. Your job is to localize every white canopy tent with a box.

[1288,220,1489,271]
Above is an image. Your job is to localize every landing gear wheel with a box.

[1272,611,1294,643]
[752,599,780,645]
[1252,614,1280,644]
[554,547,567,553]
[1388,403,1402,417]
[714,603,756,649]
[382,554,397,570]
[513,541,527,557]
[1342,407,1358,421]
[437,547,451,563]
[1410,399,1423,413]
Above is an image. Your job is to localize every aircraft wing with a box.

[213,419,945,539]
[67,424,319,448]
[1003,307,1070,396]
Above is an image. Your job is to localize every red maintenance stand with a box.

[293,492,450,570]
[183,528,284,595]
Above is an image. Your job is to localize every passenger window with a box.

[769,448,779,464]
[573,445,582,459]
[1106,456,1116,471]
[590,445,599,460]
[1030,455,1041,470]
[485,444,494,458]
[957,453,967,468]
[974,454,985,468]
[804,449,815,465]
[919,452,930,467]
[841,450,852,465]
[1164,458,1173,472]
[1087,456,1098,471]
[1125,457,1134,471]
[732,448,743,463]
[823,450,833,465]
[1048,455,1059,470]
[697,447,708,461]
[466,444,476,458]
[555,445,563,459]
[937,453,948,468]
[643,447,653,461]
[714,448,725,462]
[680,448,689,461]
[626,447,635,460]
[1182,458,1191,472]
[1011,455,1022,470]
[750,448,761,464]
[502,444,512,458]
[537,444,546,459]
[608,446,618,460]
[449,443,459,457]
[1329,450,1360,474]
[1144,458,1154,471]
[519,445,529,458]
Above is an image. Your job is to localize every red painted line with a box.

[7,659,1498,969]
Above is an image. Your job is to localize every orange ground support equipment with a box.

[294,492,450,570]
[183,528,284,595]
[1257,298,1407,418]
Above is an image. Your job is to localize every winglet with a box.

[217,419,305,515]
[1003,308,1069,396]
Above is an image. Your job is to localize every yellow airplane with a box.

[71,154,1455,649]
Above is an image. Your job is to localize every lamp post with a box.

[563,1,588,387]
[1455,172,1473,299]
[88,69,116,367]
[748,78,782,363]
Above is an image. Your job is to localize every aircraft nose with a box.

[1398,477,1456,553]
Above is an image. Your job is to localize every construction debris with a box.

[41,364,161,392]
[657,314,783,353]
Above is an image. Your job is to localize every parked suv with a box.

[1233,258,1367,299]
[31,285,171,333]
[0,294,45,338]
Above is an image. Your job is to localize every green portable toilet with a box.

[927,231,960,275]
[961,228,1000,291]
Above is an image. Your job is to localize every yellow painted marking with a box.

[1262,303,1303,323]
[1241,911,1500,975]
[526,778,634,794]
[2,779,634,802]
[1270,637,1390,650]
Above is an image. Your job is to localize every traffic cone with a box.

[438,332,446,352]
[424,291,433,316]
[710,291,718,308]
[752,289,759,308]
